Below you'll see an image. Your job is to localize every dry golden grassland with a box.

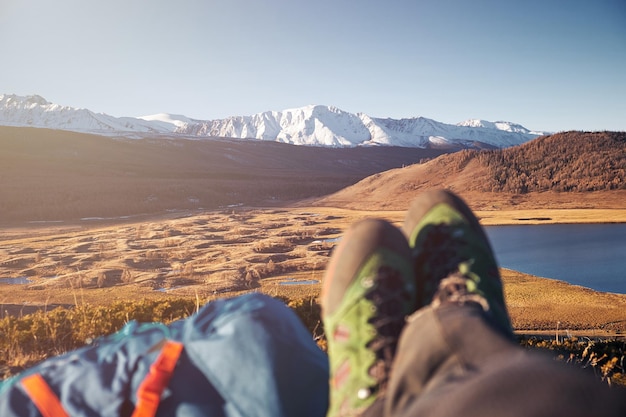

[476,208,626,225]
[2,205,625,333]
[0,207,351,312]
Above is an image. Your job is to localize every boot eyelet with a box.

[357,388,371,399]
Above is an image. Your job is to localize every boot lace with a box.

[362,265,410,396]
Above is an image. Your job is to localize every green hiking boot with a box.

[401,189,513,336]
[321,219,416,417]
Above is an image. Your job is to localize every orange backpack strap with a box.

[20,373,70,417]
[132,340,184,417]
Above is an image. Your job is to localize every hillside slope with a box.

[313,131,626,211]
[0,126,445,224]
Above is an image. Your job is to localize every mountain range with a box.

[0,94,547,148]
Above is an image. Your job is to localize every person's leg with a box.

[385,303,515,416]
[321,219,416,417]
[322,190,626,417]
[385,189,626,417]
[381,189,513,416]
[388,302,626,417]
[401,189,512,336]
[320,192,513,417]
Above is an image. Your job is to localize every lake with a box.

[485,224,626,294]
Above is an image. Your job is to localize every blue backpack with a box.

[0,293,329,417]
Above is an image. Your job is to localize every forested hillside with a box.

[440,131,625,193]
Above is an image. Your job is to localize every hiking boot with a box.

[321,219,416,417]
[401,189,513,336]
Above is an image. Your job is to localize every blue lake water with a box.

[279,279,320,286]
[0,277,31,284]
[484,224,626,294]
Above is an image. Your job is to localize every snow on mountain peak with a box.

[1,93,50,109]
[457,119,494,129]
[138,113,194,131]
[0,94,545,148]
[457,119,547,136]
[176,104,372,147]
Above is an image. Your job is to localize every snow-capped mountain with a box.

[0,94,547,148]
[456,119,543,135]
[0,94,171,136]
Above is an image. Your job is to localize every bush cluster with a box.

[520,336,626,387]
[0,299,197,378]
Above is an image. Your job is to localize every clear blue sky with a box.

[1,0,624,132]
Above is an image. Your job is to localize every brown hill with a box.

[313,131,626,211]
[473,131,625,193]
[0,126,445,225]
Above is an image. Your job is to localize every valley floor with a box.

[1,206,625,335]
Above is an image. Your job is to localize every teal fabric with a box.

[0,293,329,417]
